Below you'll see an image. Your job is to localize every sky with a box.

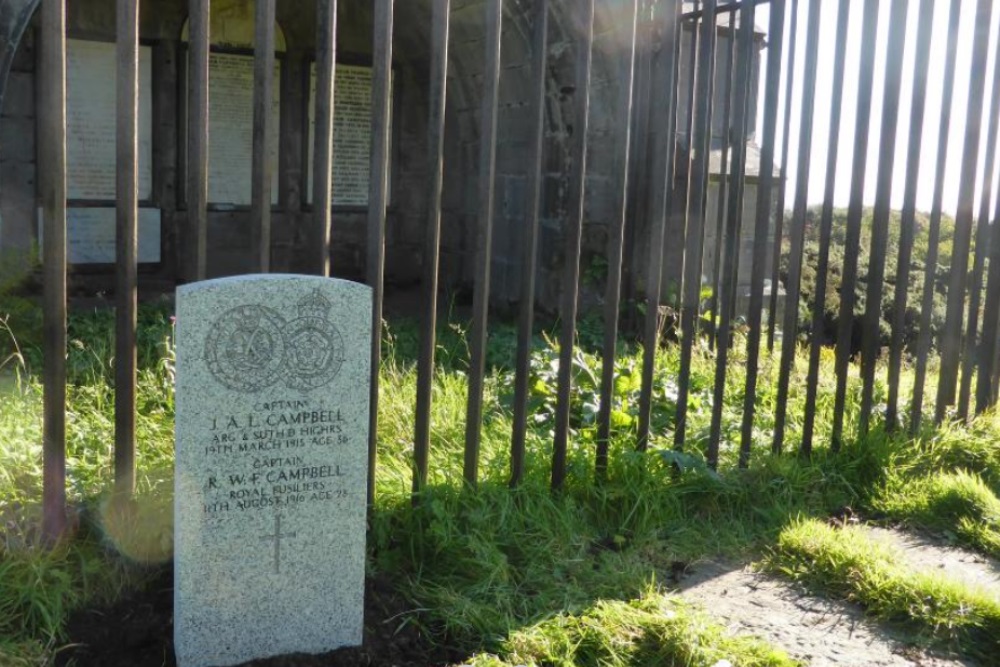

[754,0,1000,218]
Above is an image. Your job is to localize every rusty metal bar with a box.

[677,4,699,309]
[414,0,451,495]
[886,0,934,430]
[637,0,683,451]
[801,0,850,452]
[464,0,503,488]
[912,0,962,430]
[739,0,785,465]
[773,0,822,456]
[312,0,337,276]
[552,0,595,491]
[707,23,736,348]
[767,0,797,351]
[830,0,880,449]
[707,0,755,468]
[858,0,909,437]
[958,25,1000,420]
[40,0,67,544]
[977,152,1000,413]
[114,0,139,499]
[187,0,209,280]
[367,0,393,505]
[510,0,546,486]
[707,0,757,468]
[935,0,994,422]
[250,0,275,272]
[596,0,639,478]
[674,0,716,452]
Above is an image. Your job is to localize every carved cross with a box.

[259,514,297,574]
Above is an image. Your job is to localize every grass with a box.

[464,591,800,666]
[769,519,1000,661]
[2,300,1000,665]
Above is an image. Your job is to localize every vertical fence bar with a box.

[510,0,547,486]
[637,0,682,451]
[707,26,735,349]
[858,0,909,436]
[596,0,640,478]
[114,0,139,499]
[367,0,393,505]
[250,0,275,272]
[40,0,67,544]
[707,0,754,468]
[677,7,699,309]
[830,0,879,448]
[463,0,503,488]
[414,0,451,495]
[773,0,821,456]
[552,0,595,491]
[886,0,934,430]
[510,0,549,486]
[312,0,337,277]
[673,0,716,452]
[977,152,1000,413]
[801,0,850,452]
[958,29,1000,419]
[739,0,785,465]
[767,0,798,351]
[187,0,209,280]
[912,0,962,430]
[935,0,994,422]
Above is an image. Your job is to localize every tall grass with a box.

[2,302,1000,664]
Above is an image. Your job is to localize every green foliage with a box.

[788,207,960,351]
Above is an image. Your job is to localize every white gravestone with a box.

[174,275,371,667]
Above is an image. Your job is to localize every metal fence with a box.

[31,0,1000,543]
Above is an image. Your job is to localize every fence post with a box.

[40,0,67,544]
[114,0,140,500]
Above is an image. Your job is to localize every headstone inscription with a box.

[174,275,371,667]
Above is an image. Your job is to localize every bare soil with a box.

[54,567,466,667]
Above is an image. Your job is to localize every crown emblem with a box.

[297,289,332,320]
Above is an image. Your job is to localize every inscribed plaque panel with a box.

[202,53,281,206]
[66,39,153,200]
[307,63,392,206]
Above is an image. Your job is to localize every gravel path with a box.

[673,557,974,666]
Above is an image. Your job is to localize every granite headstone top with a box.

[174,275,371,667]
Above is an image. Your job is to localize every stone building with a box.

[0,0,777,314]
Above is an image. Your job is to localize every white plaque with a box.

[66,39,154,201]
[38,207,162,264]
[307,64,392,207]
[191,53,281,206]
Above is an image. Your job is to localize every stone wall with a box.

[0,0,772,315]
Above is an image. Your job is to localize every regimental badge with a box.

[204,305,288,392]
[284,289,346,391]
[203,291,346,393]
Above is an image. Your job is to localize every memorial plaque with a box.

[184,53,281,206]
[66,39,153,200]
[36,207,162,264]
[307,64,392,206]
[174,275,371,667]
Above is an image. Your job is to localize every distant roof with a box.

[708,142,782,180]
[681,2,769,37]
